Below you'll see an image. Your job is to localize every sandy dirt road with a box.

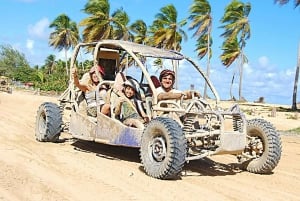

[0,90,300,201]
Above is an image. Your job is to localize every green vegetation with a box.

[0,45,90,92]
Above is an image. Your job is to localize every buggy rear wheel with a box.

[35,102,62,142]
[242,118,282,174]
[140,117,187,179]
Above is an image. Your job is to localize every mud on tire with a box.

[35,102,62,142]
[140,117,187,179]
[242,118,282,174]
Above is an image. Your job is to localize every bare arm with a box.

[72,68,89,92]
[157,92,183,101]
[157,90,200,101]
[183,90,201,99]
[114,98,123,116]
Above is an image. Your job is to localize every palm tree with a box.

[117,19,149,69]
[220,37,240,67]
[292,44,300,110]
[112,8,132,41]
[274,0,300,110]
[194,34,212,60]
[149,4,187,88]
[275,0,300,7]
[49,14,79,76]
[150,4,187,51]
[44,54,56,75]
[220,0,251,101]
[220,37,248,100]
[130,20,149,44]
[189,0,212,99]
[79,0,131,42]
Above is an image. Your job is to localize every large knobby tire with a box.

[35,102,62,142]
[242,118,282,174]
[140,117,187,179]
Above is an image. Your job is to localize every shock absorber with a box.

[233,115,243,132]
[183,115,194,135]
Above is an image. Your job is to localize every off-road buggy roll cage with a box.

[64,40,219,107]
[36,40,281,180]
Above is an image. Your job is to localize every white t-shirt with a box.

[156,86,182,95]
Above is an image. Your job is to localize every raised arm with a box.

[72,68,89,92]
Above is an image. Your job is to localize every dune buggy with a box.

[35,40,281,179]
[0,76,12,94]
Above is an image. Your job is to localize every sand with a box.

[0,90,299,201]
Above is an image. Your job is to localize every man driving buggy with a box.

[157,69,200,101]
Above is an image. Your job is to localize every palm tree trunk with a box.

[173,60,179,89]
[203,32,211,99]
[238,53,244,101]
[65,47,68,76]
[203,56,210,99]
[230,72,235,100]
[292,42,300,110]
[173,33,179,89]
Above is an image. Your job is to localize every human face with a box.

[124,86,135,98]
[161,75,174,92]
[91,73,99,84]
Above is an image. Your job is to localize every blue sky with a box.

[0,0,299,105]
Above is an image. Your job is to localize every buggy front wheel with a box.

[35,102,62,142]
[140,117,187,179]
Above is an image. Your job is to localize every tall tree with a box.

[274,0,300,110]
[44,54,56,75]
[49,14,79,76]
[0,44,30,78]
[130,20,149,44]
[220,0,251,101]
[112,8,132,41]
[150,4,187,88]
[220,37,248,100]
[117,19,149,68]
[80,0,131,42]
[292,44,300,110]
[150,4,187,51]
[189,0,212,99]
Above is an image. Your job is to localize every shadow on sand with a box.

[68,139,244,178]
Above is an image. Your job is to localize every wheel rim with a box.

[247,136,264,158]
[150,136,167,162]
[245,129,265,158]
[38,111,47,135]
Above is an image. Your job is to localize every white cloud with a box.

[56,49,73,61]
[243,63,253,74]
[258,56,269,67]
[286,68,295,76]
[28,18,50,39]
[26,39,34,52]
[266,72,276,78]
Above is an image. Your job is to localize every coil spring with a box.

[233,115,243,132]
[183,116,195,135]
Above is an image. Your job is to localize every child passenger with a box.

[114,79,149,129]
